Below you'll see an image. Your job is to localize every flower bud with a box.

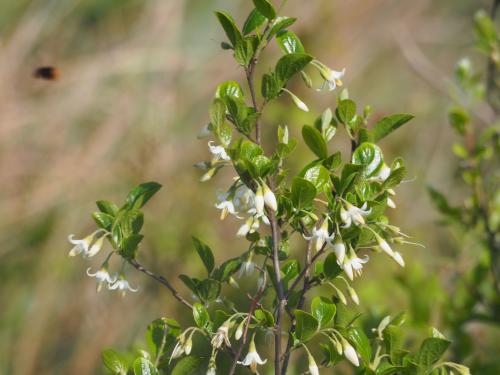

[307,351,319,375]
[263,183,278,211]
[332,238,346,264]
[392,251,405,267]
[342,339,360,367]
[255,185,265,215]
[387,197,396,209]
[235,318,246,340]
[347,285,360,305]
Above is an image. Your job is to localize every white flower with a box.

[322,68,345,91]
[208,141,230,161]
[372,163,391,182]
[206,367,216,375]
[332,238,346,264]
[307,350,319,375]
[68,230,107,258]
[237,219,252,237]
[238,338,267,373]
[342,339,360,367]
[262,183,278,212]
[215,191,241,220]
[283,88,309,112]
[171,334,189,360]
[234,185,255,212]
[303,219,334,252]
[86,266,117,292]
[238,255,255,278]
[108,276,138,296]
[255,185,265,215]
[341,250,369,281]
[340,202,371,228]
[211,321,232,349]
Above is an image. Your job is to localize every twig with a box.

[127,258,193,309]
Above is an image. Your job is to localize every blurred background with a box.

[0,0,497,374]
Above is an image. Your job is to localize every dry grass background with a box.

[0,0,492,374]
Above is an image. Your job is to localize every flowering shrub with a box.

[68,1,471,374]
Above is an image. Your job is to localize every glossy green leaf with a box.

[216,80,244,101]
[372,114,414,142]
[276,30,305,54]
[267,16,297,40]
[302,125,328,159]
[197,278,221,303]
[133,358,158,375]
[311,296,336,328]
[291,177,317,210]
[243,8,266,35]
[261,72,280,100]
[192,237,215,274]
[209,98,226,128]
[120,234,143,259]
[213,258,242,282]
[381,167,406,190]
[323,252,342,279]
[295,310,319,342]
[97,200,118,216]
[252,0,276,19]
[214,11,242,47]
[145,318,180,360]
[352,142,384,177]
[275,53,313,86]
[255,308,275,327]
[125,182,162,209]
[102,349,128,375]
[234,35,258,67]
[193,303,211,329]
[383,325,404,364]
[93,212,114,231]
[302,164,330,191]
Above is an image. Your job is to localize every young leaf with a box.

[192,237,215,274]
[311,296,336,328]
[276,30,305,54]
[295,310,319,342]
[243,8,266,35]
[125,182,162,209]
[193,302,211,329]
[291,177,317,210]
[371,114,414,142]
[133,357,158,375]
[214,11,242,47]
[336,99,356,125]
[302,125,328,159]
[102,349,128,375]
[252,0,276,20]
[275,53,313,86]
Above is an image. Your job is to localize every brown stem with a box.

[127,258,193,309]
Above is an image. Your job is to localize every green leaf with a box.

[125,182,162,209]
[97,200,118,216]
[178,274,199,294]
[209,98,226,128]
[323,252,342,279]
[352,142,384,177]
[234,36,258,67]
[102,349,128,375]
[347,327,372,364]
[216,81,244,101]
[93,212,114,231]
[261,73,280,100]
[371,114,413,142]
[276,30,305,54]
[255,309,275,327]
[275,53,313,86]
[448,107,469,135]
[311,296,336,328]
[381,167,406,190]
[252,0,276,19]
[415,338,451,368]
[214,11,242,47]
[383,325,404,364]
[197,278,221,303]
[133,358,158,375]
[146,318,180,360]
[301,164,330,191]
[193,303,211,329]
[291,177,317,210]
[295,310,319,342]
[243,8,266,35]
[267,16,297,40]
[120,234,143,259]
[213,258,242,282]
[281,259,300,284]
[192,237,215,274]
[336,99,356,125]
[302,125,328,159]
[171,356,204,375]
[427,186,461,221]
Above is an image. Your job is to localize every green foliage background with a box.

[0,0,497,374]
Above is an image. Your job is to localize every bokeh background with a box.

[0,0,497,374]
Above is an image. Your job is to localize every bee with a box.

[33,66,59,81]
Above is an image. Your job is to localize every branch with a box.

[127,258,193,310]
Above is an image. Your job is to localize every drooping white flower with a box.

[332,238,346,264]
[322,68,346,91]
[342,339,360,367]
[108,275,138,296]
[238,253,255,278]
[171,333,190,360]
[215,191,241,220]
[208,141,230,161]
[237,218,253,237]
[372,163,391,182]
[262,183,278,211]
[282,88,309,112]
[255,185,265,215]
[340,202,371,228]
[238,337,267,373]
[306,349,320,375]
[303,219,334,252]
[68,230,107,258]
[86,266,117,292]
[211,321,232,349]
[341,249,369,281]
